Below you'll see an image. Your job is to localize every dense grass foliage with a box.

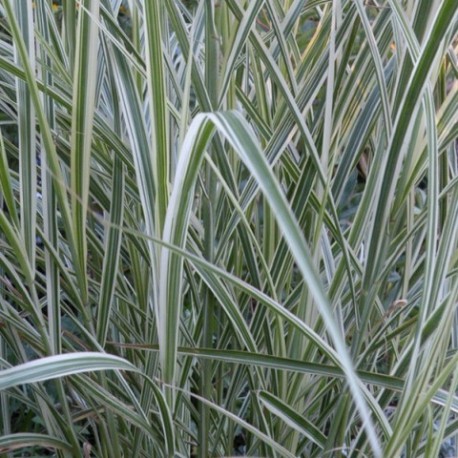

[0,0,457,456]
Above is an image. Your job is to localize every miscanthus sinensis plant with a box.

[0,0,457,456]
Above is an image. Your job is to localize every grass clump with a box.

[0,0,457,456]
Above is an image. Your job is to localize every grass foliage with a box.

[0,0,457,456]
